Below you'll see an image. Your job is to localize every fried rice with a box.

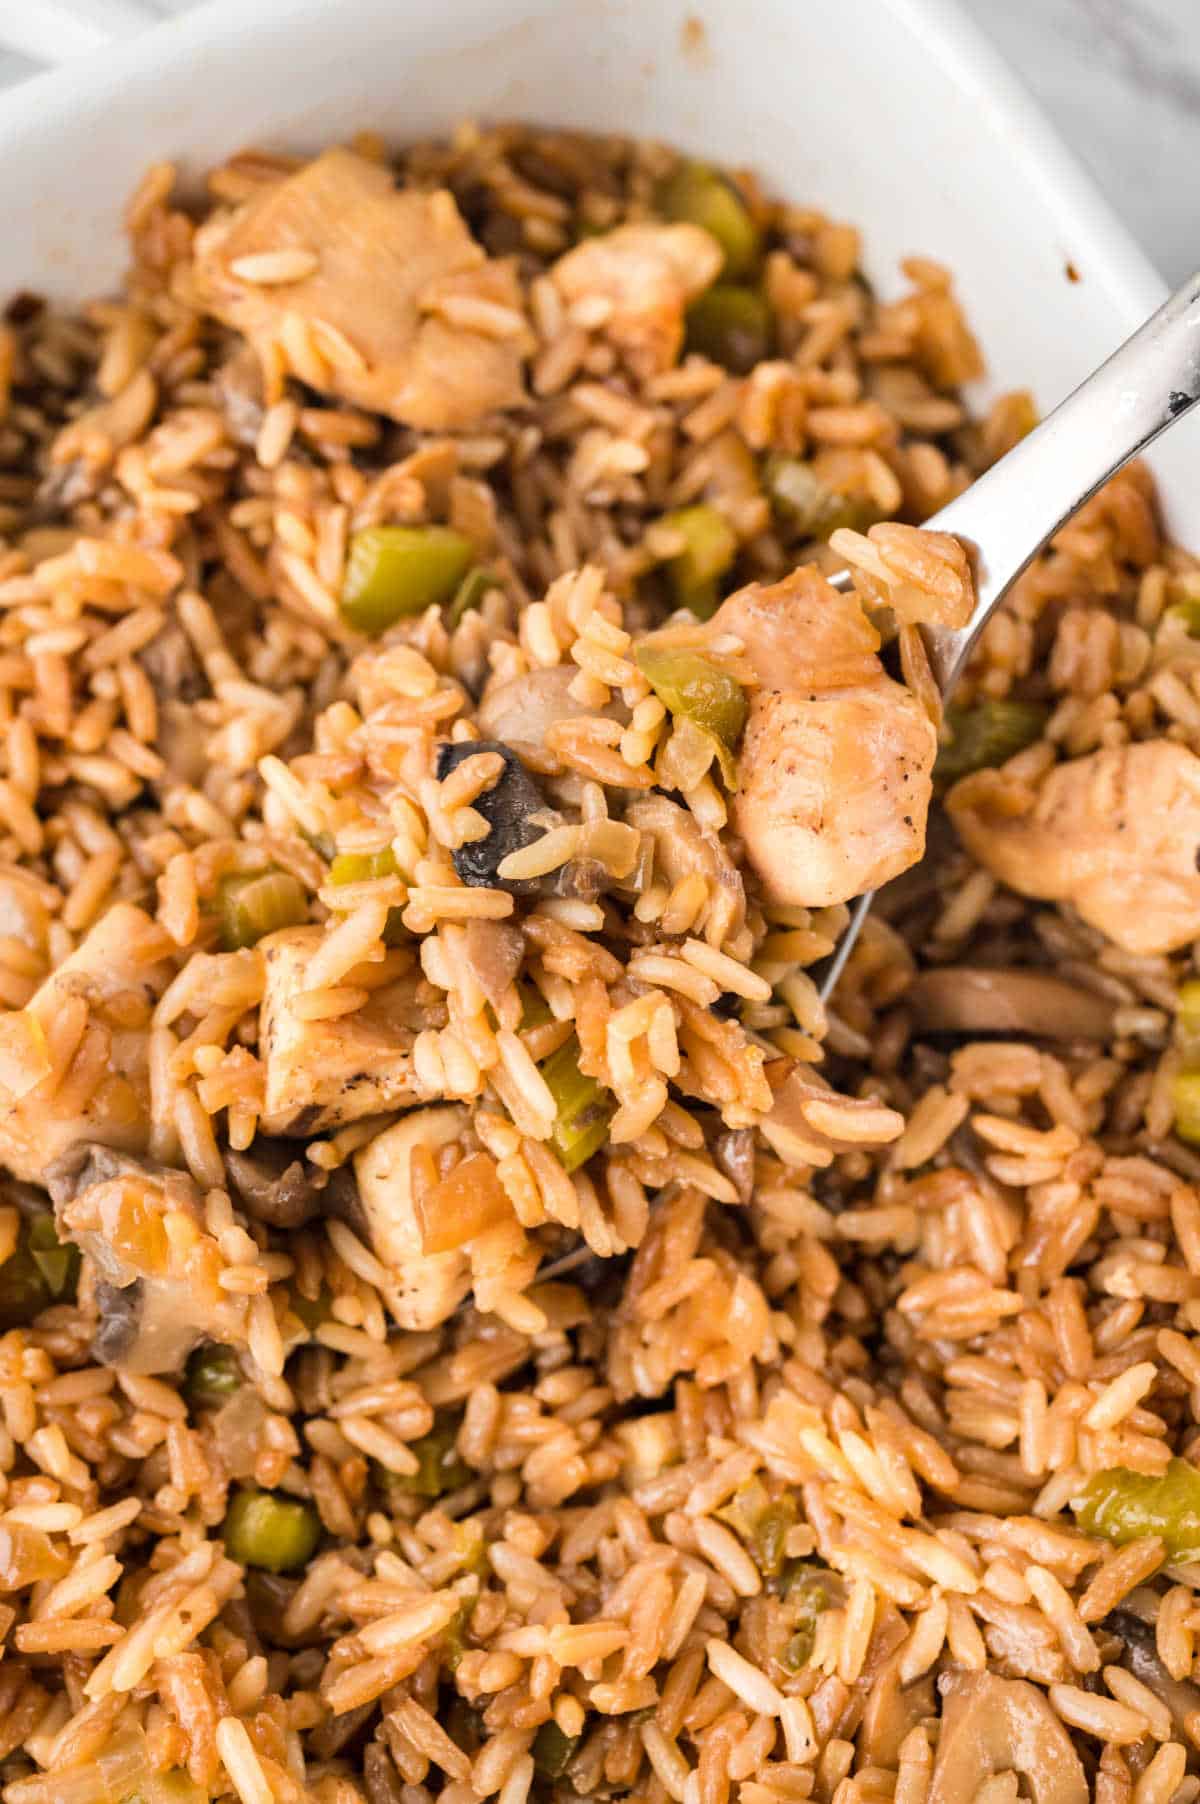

[0,119,1196,1804]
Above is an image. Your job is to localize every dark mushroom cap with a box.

[436,740,554,895]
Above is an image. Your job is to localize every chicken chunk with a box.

[947,740,1200,956]
[258,928,434,1134]
[0,903,174,1185]
[551,222,722,378]
[353,1106,472,1330]
[193,148,528,431]
[735,684,935,908]
[707,569,937,908]
[713,566,883,691]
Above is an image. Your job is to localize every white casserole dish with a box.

[0,0,1194,533]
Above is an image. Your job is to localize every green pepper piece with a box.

[218,868,307,951]
[715,1475,770,1539]
[447,566,499,628]
[442,1601,469,1672]
[657,161,761,277]
[659,505,737,619]
[635,644,747,750]
[445,1699,485,1755]
[764,455,880,541]
[1173,1073,1200,1145]
[1176,981,1200,1074]
[1178,980,1200,1041]
[532,1722,582,1780]
[329,848,398,886]
[752,1496,798,1579]
[452,1518,488,1578]
[1163,599,1200,637]
[934,700,1050,788]
[340,526,474,636]
[223,1487,321,1573]
[301,828,336,863]
[328,849,405,942]
[27,1214,79,1302]
[686,285,771,375]
[714,1478,796,1577]
[1073,1459,1199,1559]
[777,1561,840,1668]
[290,1288,332,1332]
[541,1036,614,1174]
[391,1419,471,1499]
[0,1221,53,1328]
[518,986,554,1032]
[185,1343,242,1407]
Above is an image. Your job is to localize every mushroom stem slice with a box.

[929,1672,1087,1804]
[907,967,1115,1041]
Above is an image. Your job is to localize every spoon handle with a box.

[818,270,1200,1002]
[922,268,1200,694]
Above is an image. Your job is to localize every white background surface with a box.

[960,0,1200,285]
[1,0,1198,285]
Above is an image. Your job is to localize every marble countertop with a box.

[1,0,1198,285]
[960,0,1200,285]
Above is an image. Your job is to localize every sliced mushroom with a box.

[758,1062,904,1170]
[929,1672,1087,1804]
[138,620,206,704]
[476,665,627,769]
[1106,1609,1200,1733]
[714,1128,755,1203]
[625,792,746,938]
[461,918,524,1009]
[91,1277,213,1374]
[907,968,1116,1042]
[47,1143,248,1375]
[45,1141,199,1216]
[352,1106,474,1330]
[224,1142,325,1229]
[858,1650,935,1768]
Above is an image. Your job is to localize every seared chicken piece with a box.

[947,740,1200,956]
[0,903,173,1185]
[735,683,935,908]
[353,1106,472,1330]
[707,569,937,908]
[714,566,883,691]
[551,222,723,377]
[258,928,433,1134]
[193,148,528,431]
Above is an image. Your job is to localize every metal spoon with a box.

[494,276,1200,1304]
[817,268,1200,1001]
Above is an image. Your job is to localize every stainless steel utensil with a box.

[817,268,1200,1000]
